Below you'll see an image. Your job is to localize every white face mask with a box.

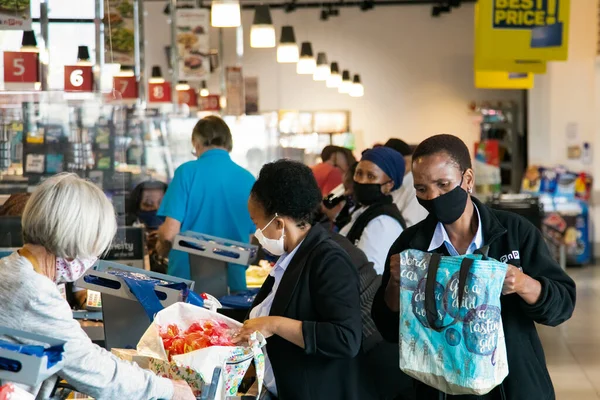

[55,256,98,284]
[254,214,285,256]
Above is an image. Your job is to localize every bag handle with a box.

[425,254,474,332]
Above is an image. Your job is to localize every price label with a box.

[148,82,172,103]
[3,52,39,83]
[178,88,198,107]
[64,65,94,92]
[201,94,221,111]
[113,76,138,99]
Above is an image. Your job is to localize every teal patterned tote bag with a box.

[397,249,509,395]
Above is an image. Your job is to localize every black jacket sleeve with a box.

[517,218,576,326]
[302,250,362,358]
[371,234,408,343]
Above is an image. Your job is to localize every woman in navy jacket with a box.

[234,160,363,400]
[371,134,576,400]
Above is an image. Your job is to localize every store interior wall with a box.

[528,0,599,256]
[143,3,523,151]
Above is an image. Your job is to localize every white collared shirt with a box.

[339,207,403,275]
[249,242,303,396]
[427,204,484,256]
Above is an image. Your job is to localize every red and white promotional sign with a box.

[200,94,220,111]
[64,65,94,92]
[3,51,39,83]
[178,88,198,108]
[148,82,172,103]
[112,76,138,99]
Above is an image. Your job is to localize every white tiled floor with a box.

[539,266,600,399]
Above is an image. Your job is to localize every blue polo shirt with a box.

[158,149,255,291]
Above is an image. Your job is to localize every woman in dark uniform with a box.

[371,134,575,400]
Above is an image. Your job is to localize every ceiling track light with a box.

[449,0,462,7]
[360,0,374,11]
[432,2,451,17]
[284,0,297,13]
[320,8,329,20]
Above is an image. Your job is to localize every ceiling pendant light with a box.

[211,0,241,28]
[277,26,299,63]
[149,65,165,84]
[176,81,190,91]
[350,74,364,97]
[76,45,92,65]
[251,5,276,48]
[296,42,316,75]
[20,30,38,52]
[338,70,352,93]
[313,52,330,81]
[200,80,209,97]
[326,62,342,88]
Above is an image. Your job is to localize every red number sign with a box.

[200,95,221,111]
[148,82,172,103]
[178,88,198,108]
[112,76,138,99]
[3,52,39,83]
[64,65,94,92]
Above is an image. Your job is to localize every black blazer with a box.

[371,197,576,400]
[249,224,363,400]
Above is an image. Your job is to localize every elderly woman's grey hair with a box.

[21,173,117,259]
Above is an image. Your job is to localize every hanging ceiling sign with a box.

[0,0,32,30]
[176,8,210,81]
[475,71,534,89]
[476,0,570,62]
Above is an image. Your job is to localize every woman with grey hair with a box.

[0,173,194,400]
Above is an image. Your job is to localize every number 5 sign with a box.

[3,52,39,83]
[64,65,94,92]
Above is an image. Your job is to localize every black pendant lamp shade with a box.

[299,42,314,58]
[151,66,163,78]
[353,74,361,83]
[253,4,273,25]
[330,62,340,74]
[342,70,351,81]
[316,52,328,66]
[77,46,90,62]
[21,30,37,47]
[280,26,296,44]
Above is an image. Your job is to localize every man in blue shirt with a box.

[157,116,255,292]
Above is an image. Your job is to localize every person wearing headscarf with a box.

[339,147,407,275]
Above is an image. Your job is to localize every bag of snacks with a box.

[137,303,265,399]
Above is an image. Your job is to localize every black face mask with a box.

[354,182,389,206]
[417,179,469,225]
[138,210,165,230]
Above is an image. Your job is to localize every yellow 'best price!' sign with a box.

[476,0,570,62]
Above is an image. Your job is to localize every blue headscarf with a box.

[360,147,405,190]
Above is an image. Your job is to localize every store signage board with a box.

[104,0,135,65]
[476,0,570,62]
[112,76,138,100]
[475,70,534,89]
[0,0,32,30]
[64,65,94,92]
[225,66,244,116]
[148,82,172,103]
[177,88,198,108]
[3,51,38,83]
[176,8,210,81]
[200,94,220,111]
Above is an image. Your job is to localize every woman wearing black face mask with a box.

[339,147,407,275]
[371,134,576,400]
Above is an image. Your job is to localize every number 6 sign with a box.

[64,65,94,92]
[3,52,39,83]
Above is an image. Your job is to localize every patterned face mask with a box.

[55,256,98,284]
